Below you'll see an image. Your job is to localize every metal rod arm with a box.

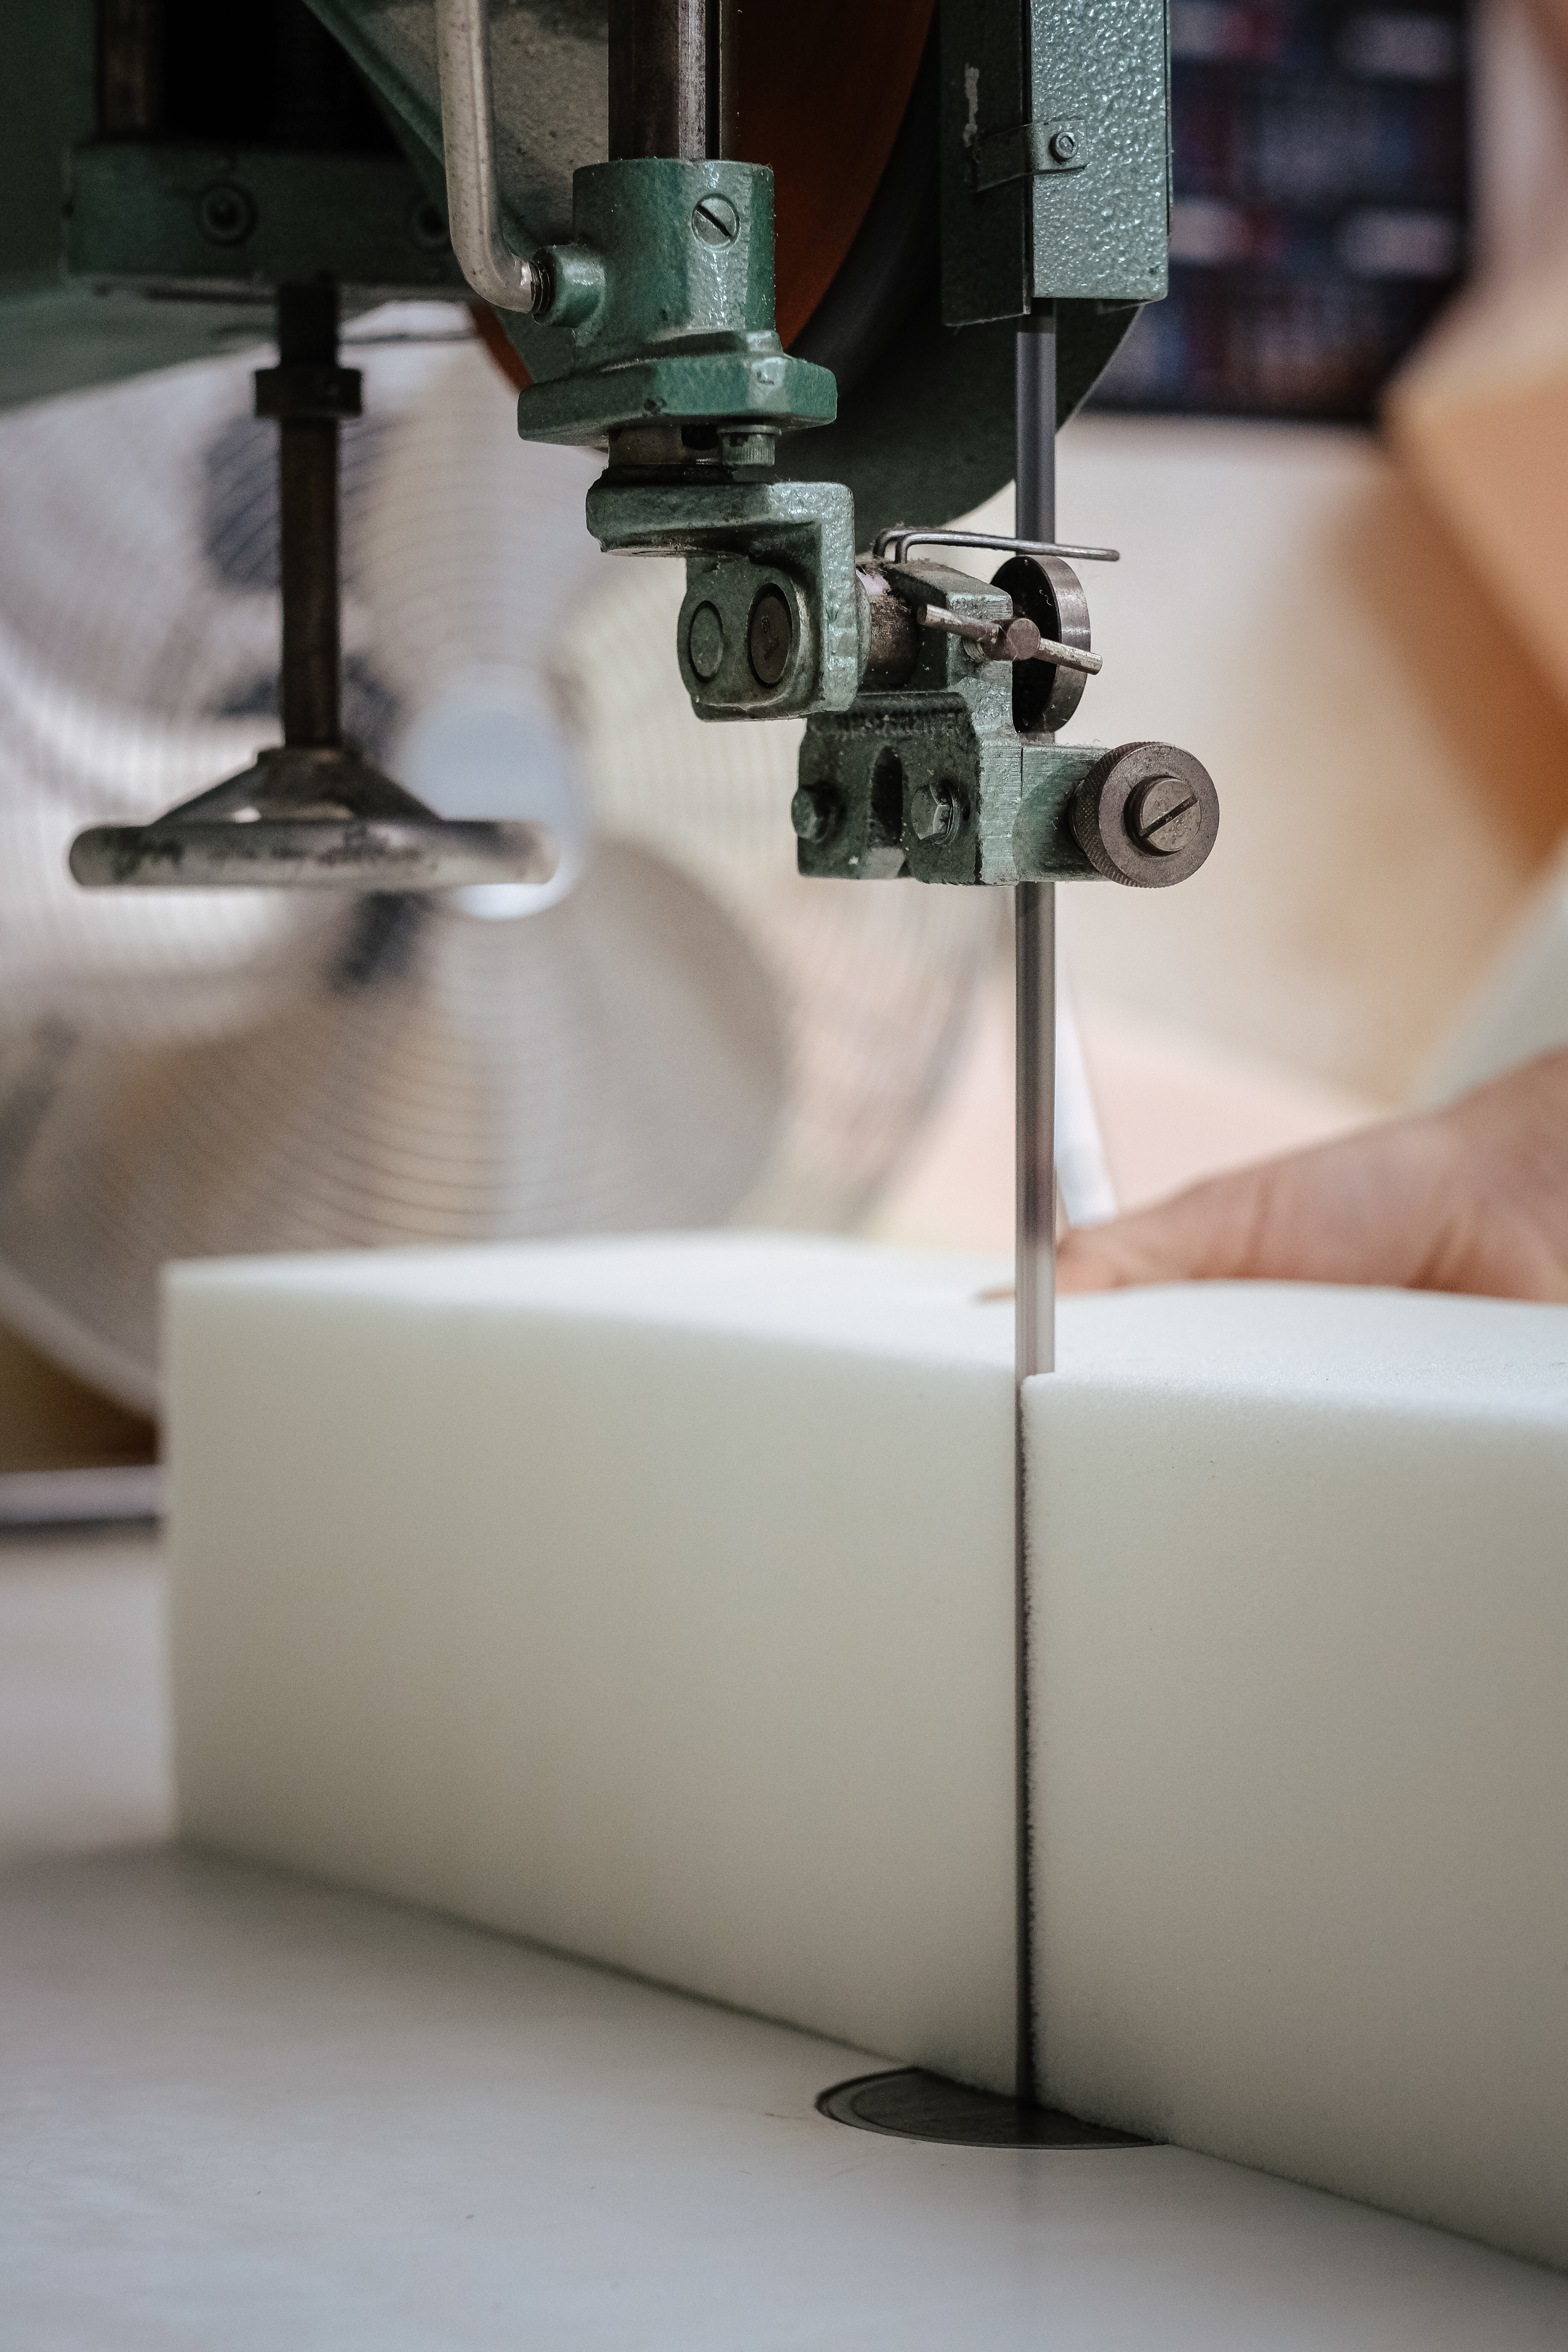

[251,282,359,753]
[914,603,1103,675]
[434,0,542,312]
[873,528,1119,567]
[278,413,340,747]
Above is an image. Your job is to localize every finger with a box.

[1057,1165,1274,1291]
[1058,1049,1568,1303]
[1058,1121,1449,1294]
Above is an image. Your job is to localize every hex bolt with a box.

[1126,774,1201,856]
[747,586,793,688]
[910,782,962,843]
[197,183,256,246]
[686,602,725,681]
[691,192,740,245]
[791,783,841,845]
[1049,129,1078,163]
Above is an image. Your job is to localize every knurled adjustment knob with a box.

[1070,741,1219,888]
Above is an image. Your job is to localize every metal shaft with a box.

[608,0,734,160]
[1014,306,1057,2110]
[435,0,545,313]
[276,282,341,750]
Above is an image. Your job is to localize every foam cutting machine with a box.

[18,0,1219,1364]
[7,0,1568,2311]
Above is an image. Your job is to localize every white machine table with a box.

[3,1835,1568,2350]
[6,1269,1568,2343]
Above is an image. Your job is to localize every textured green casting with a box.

[518,161,835,443]
[588,475,859,719]
[797,563,1103,885]
[300,0,1156,525]
[940,0,1169,326]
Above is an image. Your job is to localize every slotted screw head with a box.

[691,193,740,245]
[1049,129,1078,162]
[1126,774,1202,856]
[1070,742,1219,889]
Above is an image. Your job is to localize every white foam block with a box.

[167,1236,1019,2092]
[169,1240,1568,2269]
[1029,1283,1568,2270]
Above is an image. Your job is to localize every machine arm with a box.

[426,0,1217,893]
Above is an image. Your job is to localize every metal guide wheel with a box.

[1072,741,1220,888]
[991,552,1094,734]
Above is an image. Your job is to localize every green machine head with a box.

[1,0,1217,902]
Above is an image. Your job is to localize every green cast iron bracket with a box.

[587,473,860,720]
[530,158,842,723]
[794,562,1102,885]
[518,160,835,445]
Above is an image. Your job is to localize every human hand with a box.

[1057,1049,1568,1303]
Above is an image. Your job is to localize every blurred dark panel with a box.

[1091,0,1468,420]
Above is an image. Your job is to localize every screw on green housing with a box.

[433,0,831,443]
[519,160,836,444]
[428,0,1216,893]
[587,475,861,721]
[794,559,1110,887]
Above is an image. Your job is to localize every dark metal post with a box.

[271,282,345,750]
[1013,305,1057,2110]
[608,0,733,160]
